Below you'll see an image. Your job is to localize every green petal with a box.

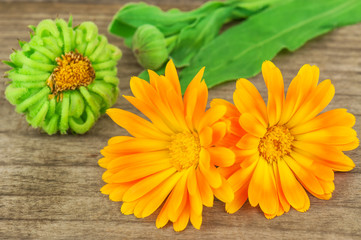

[69,106,95,134]
[89,35,107,62]
[56,19,72,53]
[79,86,100,118]
[42,114,59,135]
[28,101,49,127]
[16,87,50,113]
[59,92,70,134]
[69,91,85,118]
[5,85,28,105]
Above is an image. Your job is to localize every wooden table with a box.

[1,1,360,239]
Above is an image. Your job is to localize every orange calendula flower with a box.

[214,61,359,219]
[99,60,235,231]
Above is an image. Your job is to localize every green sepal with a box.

[2,60,17,68]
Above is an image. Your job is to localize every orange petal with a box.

[293,141,355,172]
[109,158,172,183]
[279,64,319,125]
[337,139,359,151]
[289,150,313,168]
[107,136,134,145]
[211,121,227,145]
[107,150,169,170]
[272,162,290,213]
[136,171,182,218]
[262,61,284,126]
[156,197,170,229]
[124,95,175,135]
[283,155,324,195]
[169,193,188,224]
[198,105,227,132]
[234,78,268,127]
[121,201,137,215]
[318,178,335,195]
[98,157,110,168]
[167,172,189,222]
[295,126,357,146]
[190,210,202,230]
[129,75,183,133]
[153,76,185,131]
[236,133,260,150]
[292,150,334,181]
[196,168,214,207]
[228,116,247,137]
[187,168,198,196]
[311,163,334,182]
[173,203,190,232]
[212,176,234,203]
[258,160,278,216]
[199,126,213,147]
[248,158,263,207]
[239,113,267,138]
[207,147,235,167]
[240,152,259,169]
[278,159,310,211]
[211,98,240,118]
[122,168,177,202]
[107,183,134,201]
[228,161,257,192]
[129,76,154,102]
[218,164,240,179]
[166,88,188,130]
[184,67,207,129]
[106,108,170,140]
[100,183,121,195]
[199,148,222,188]
[290,108,356,135]
[100,148,123,160]
[235,148,259,158]
[164,59,181,96]
[189,186,203,217]
[286,80,335,128]
[225,185,249,214]
[103,138,168,154]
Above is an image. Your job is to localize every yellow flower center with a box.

[258,125,294,163]
[47,51,95,100]
[169,132,201,171]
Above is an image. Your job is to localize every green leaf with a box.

[109,0,280,50]
[171,6,237,67]
[179,0,361,92]
[171,0,284,67]
[108,1,224,47]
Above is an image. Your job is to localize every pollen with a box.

[47,51,95,101]
[169,131,201,171]
[258,125,294,163]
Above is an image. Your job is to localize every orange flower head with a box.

[99,60,235,231]
[213,61,359,219]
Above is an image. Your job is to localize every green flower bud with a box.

[132,24,169,70]
[4,17,122,135]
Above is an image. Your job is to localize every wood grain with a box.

[0,1,360,239]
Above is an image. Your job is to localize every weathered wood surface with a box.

[0,1,360,239]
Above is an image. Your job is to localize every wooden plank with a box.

[0,0,360,239]
[0,201,360,239]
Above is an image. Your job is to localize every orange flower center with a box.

[258,125,294,163]
[47,51,95,100]
[169,132,201,171]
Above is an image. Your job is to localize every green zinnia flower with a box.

[4,17,122,135]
